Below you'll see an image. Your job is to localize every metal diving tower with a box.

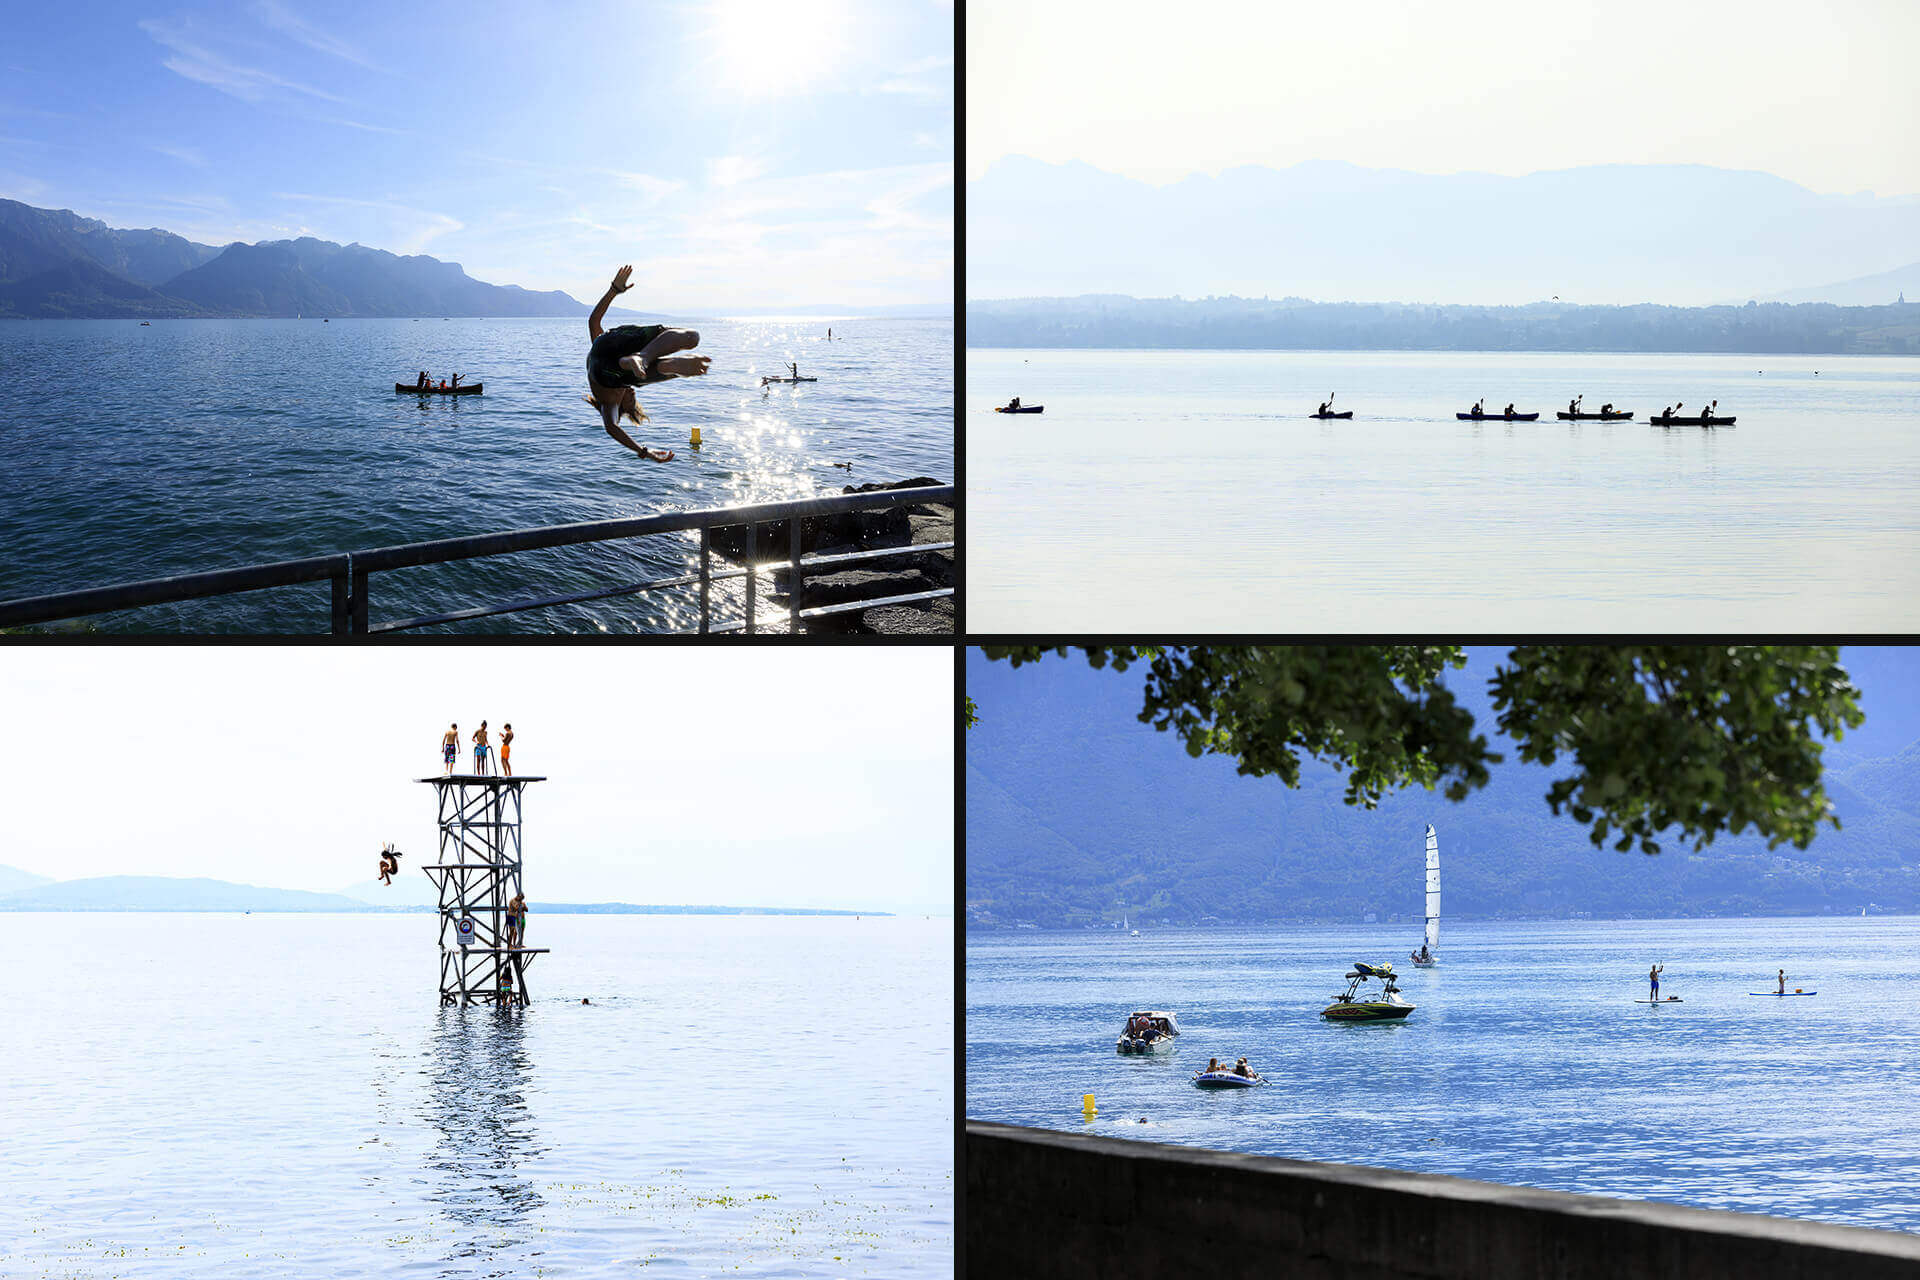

[417,773,549,1006]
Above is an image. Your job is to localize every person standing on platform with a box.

[473,721,491,776]
[506,892,527,948]
[500,724,514,777]
[442,723,459,775]
[1649,963,1665,1001]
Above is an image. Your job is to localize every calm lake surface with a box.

[0,317,951,631]
[4,913,952,1277]
[967,349,1920,631]
[967,916,1920,1233]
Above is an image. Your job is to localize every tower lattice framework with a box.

[418,773,549,1005]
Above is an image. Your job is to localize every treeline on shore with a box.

[967,294,1920,355]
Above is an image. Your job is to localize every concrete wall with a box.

[967,1121,1920,1279]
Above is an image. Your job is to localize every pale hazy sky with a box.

[0,647,952,914]
[967,0,1920,196]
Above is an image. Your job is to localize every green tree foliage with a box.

[974,646,1863,854]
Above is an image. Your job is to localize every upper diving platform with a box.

[416,774,546,786]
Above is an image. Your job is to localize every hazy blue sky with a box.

[967,0,1919,196]
[1,0,953,310]
[0,647,952,915]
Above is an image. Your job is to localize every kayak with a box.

[994,405,1045,414]
[1749,991,1816,997]
[1651,414,1736,426]
[1310,411,1354,419]
[1555,410,1634,421]
[396,382,482,395]
[1193,1072,1264,1089]
[1457,411,1540,421]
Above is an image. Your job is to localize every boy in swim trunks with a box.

[583,265,710,460]
[500,724,513,777]
[506,892,527,948]
[473,721,490,776]
[442,723,459,775]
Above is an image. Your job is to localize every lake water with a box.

[966,916,1920,1233]
[967,349,1920,631]
[3,913,952,1276]
[0,317,951,631]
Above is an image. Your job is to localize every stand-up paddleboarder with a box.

[584,265,710,460]
[1649,963,1665,1001]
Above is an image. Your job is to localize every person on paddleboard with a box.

[1649,963,1664,1001]
[1778,969,1786,995]
[584,264,710,461]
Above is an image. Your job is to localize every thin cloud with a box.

[708,155,768,188]
[273,191,464,252]
[251,0,383,71]
[309,115,411,136]
[139,17,342,103]
[608,171,688,204]
[151,144,208,168]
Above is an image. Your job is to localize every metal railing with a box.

[0,485,954,635]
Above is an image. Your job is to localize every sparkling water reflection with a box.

[0,317,950,631]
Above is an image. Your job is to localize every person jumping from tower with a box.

[583,264,710,461]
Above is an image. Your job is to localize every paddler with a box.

[583,264,710,461]
[1649,963,1664,1001]
[1777,969,1786,995]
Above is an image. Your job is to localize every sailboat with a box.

[1411,824,1439,967]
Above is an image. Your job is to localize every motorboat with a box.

[1322,962,1416,1021]
[1115,1010,1180,1054]
[1411,824,1439,967]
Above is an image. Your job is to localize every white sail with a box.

[1423,824,1441,953]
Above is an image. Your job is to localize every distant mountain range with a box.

[966,650,1920,930]
[0,198,584,319]
[967,293,1920,355]
[967,156,1920,307]
[0,869,888,915]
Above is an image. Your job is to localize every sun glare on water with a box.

[702,0,853,99]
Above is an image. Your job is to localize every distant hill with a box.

[966,650,1920,929]
[0,871,889,915]
[1762,261,1920,306]
[0,876,374,912]
[0,198,219,287]
[967,156,1920,308]
[0,198,586,319]
[0,864,54,895]
[0,257,211,318]
[966,293,1920,355]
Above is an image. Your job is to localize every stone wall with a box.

[966,1121,1920,1279]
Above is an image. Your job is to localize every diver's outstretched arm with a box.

[589,265,634,341]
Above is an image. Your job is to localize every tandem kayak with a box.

[396,382,482,395]
[1555,410,1634,421]
[1310,411,1354,419]
[1651,414,1736,427]
[1193,1072,1264,1089]
[994,405,1045,413]
[1457,411,1539,421]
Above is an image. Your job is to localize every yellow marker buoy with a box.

[1083,1093,1096,1118]
[690,426,702,448]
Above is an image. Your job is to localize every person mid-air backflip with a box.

[583,265,711,460]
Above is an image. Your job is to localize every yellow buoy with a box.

[690,426,702,448]
[1082,1093,1097,1118]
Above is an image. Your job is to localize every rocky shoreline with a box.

[708,477,954,634]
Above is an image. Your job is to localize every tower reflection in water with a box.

[421,1004,546,1272]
